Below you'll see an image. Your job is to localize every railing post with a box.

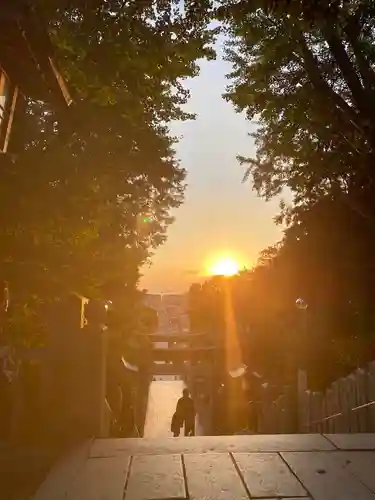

[330,381,340,432]
[324,388,334,433]
[306,390,312,432]
[297,370,307,431]
[368,361,375,431]
[90,323,109,437]
[338,377,350,432]
[297,389,307,432]
[355,368,367,431]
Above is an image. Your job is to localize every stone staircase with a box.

[32,434,375,500]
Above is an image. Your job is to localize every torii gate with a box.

[136,332,220,367]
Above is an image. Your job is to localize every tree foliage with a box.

[186,0,375,387]
[218,0,375,223]
[188,192,375,391]
[0,0,216,345]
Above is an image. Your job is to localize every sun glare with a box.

[208,256,240,277]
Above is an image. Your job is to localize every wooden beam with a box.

[139,333,208,343]
[150,346,218,362]
[3,85,18,153]
[48,57,73,107]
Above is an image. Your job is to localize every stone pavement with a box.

[33,434,375,500]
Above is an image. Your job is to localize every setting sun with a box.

[208,256,240,277]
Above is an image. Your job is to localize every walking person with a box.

[175,388,196,436]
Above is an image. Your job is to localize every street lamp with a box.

[295,297,308,360]
[292,297,309,431]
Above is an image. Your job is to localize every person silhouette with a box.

[175,388,196,436]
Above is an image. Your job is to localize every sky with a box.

[140,37,283,294]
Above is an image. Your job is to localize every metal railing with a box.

[304,399,375,429]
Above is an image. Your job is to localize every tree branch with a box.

[293,25,365,137]
[344,13,375,94]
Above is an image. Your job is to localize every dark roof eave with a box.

[0,1,73,108]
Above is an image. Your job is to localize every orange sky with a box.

[140,38,283,293]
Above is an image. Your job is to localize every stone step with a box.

[32,434,375,500]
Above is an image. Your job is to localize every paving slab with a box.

[282,451,375,500]
[184,453,248,500]
[325,451,375,493]
[33,435,375,500]
[66,455,130,500]
[324,433,375,450]
[89,434,334,458]
[32,439,92,500]
[125,454,186,500]
[233,452,308,498]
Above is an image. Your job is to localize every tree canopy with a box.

[217,0,375,220]
[0,0,216,345]
[186,0,375,386]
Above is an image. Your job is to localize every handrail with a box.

[305,399,375,427]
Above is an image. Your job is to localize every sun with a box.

[208,256,240,277]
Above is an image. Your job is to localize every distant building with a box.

[162,294,188,308]
[143,293,190,334]
[143,294,162,310]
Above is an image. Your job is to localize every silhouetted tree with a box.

[189,194,375,390]
[196,0,375,387]
[217,0,375,224]
[0,1,216,346]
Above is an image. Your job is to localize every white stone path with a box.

[143,378,185,438]
[143,378,203,437]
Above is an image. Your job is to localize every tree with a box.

[217,0,375,223]
[138,306,158,335]
[188,188,375,390]
[208,0,375,384]
[188,277,228,335]
[0,1,216,346]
